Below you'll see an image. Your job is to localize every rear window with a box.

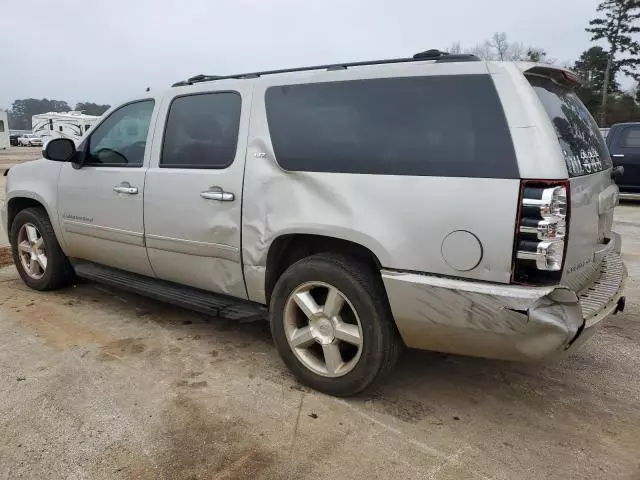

[265,75,518,178]
[528,75,611,177]
[621,127,640,148]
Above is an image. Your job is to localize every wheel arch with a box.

[7,195,49,233]
[264,233,383,305]
[6,194,65,253]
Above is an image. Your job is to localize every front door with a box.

[57,99,157,276]
[143,85,251,298]
[610,125,640,192]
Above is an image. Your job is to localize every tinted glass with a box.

[0,120,4,132]
[265,75,518,178]
[621,127,640,148]
[528,75,611,177]
[161,92,241,169]
[87,100,154,167]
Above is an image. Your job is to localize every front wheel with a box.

[270,253,402,396]
[10,207,74,290]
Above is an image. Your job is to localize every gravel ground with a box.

[0,147,639,479]
[0,146,42,167]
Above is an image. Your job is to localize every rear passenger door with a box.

[143,84,251,299]
[609,125,640,192]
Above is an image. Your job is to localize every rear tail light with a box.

[516,240,564,270]
[512,182,569,284]
[522,186,567,220]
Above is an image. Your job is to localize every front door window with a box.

[85,100,155,167]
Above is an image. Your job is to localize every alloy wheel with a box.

[283,281,363,377]
[17,223,47,280]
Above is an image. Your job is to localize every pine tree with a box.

[586,0,640,124]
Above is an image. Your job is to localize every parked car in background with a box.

[1,51,627,396]
[18,134,43,147]
[10,134,20,146]
[607,122,640,199]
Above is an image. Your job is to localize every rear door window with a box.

[528,75,611,177]
[265,75,518,178]
[620,126,640,148]
[161,92,241,169]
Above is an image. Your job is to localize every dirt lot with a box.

[0,146,42,168]
[1,148,640,479]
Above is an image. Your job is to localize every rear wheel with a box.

[270,253,402,396]
[10,207,74,290]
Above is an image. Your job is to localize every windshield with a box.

[528,74,611,177]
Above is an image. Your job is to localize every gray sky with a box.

[0,0,618,109]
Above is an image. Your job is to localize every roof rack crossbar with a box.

[172,50,479,87]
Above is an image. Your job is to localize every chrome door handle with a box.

[612,154,625,158]
[113,182,138,195]
[200,187,235,202]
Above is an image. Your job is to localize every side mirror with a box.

[43,138,76,162]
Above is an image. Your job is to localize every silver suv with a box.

[1,50,627,396]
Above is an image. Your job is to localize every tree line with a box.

[6,1,639,130]
[7,99,110,130]
[451,0,640,126]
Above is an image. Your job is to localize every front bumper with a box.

[381,236,627,362]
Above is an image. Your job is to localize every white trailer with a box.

[0,110,9,149]
[32,111,101,144]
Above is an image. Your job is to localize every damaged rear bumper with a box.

[381,238,627,362]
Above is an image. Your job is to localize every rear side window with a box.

[265,75,518,178]
[161,92,241,169]
[528,75,611,177]
[621,127,640,148]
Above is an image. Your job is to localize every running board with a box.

[72,261,266,322]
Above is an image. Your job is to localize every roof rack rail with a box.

[171,49,480,87]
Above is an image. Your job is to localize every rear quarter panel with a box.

[242,63,521,303]
[487,62,569,180]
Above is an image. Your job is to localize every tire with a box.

[10,207,74,290]
[269,253,402,396]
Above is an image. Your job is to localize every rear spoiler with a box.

[521,64,584,89]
